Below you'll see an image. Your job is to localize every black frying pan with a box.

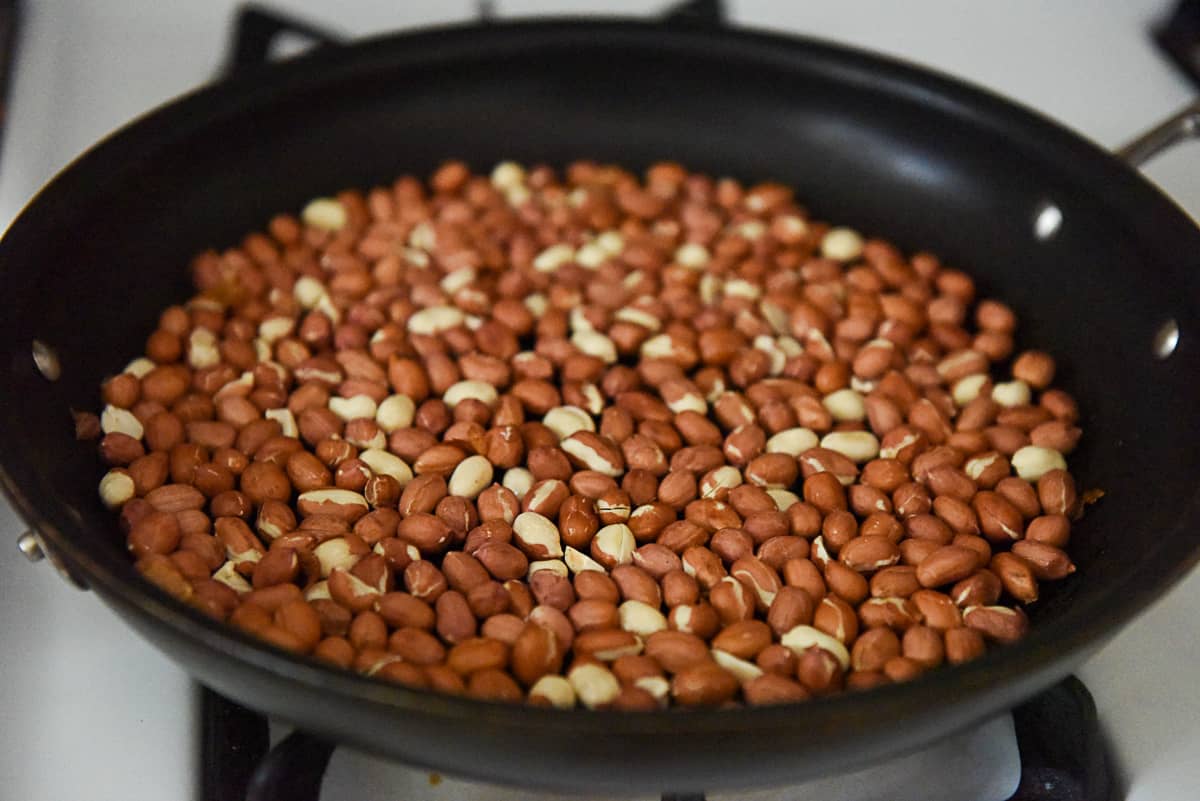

[2,12,1199,795]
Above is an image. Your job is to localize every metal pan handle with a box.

[1115,99,1200,167]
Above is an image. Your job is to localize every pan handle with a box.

[1115,99,1200,167]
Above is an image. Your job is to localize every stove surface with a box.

[1,3,1198,801]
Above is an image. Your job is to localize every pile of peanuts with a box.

[84,160,1086,709]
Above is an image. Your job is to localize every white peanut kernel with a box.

[293,276,327,310]
[759,300,789,335]
[953,373,990,406]
[301,197,347,231]
[674,242,710,269]
[593,524,636,565]
[375,394,415,432]
[213,561,252,594]
[407,305,464,336]
[766,489,801,511]
[529,675,576,709]
[820,431,880,463]
[665,391,706,416]
[619,600,668,636]
[257,316,294,344]
[439,267,475,295]
[408,222,436,251]
[314,538,363,577]
[820,227,864,261]
[359,449,414,487]
[502,467,535,499]
[574,242,608,269]
[447,455,494,499]
[303,580,331,602]
[634,676,670,705]
[992,380,1032,408]
[699,274,723,305]
[214,372,254,401]
[533,243,575,273]
[822,388,866,422]
[523,293,548,318]
[700,466,743,499]
[561,436,621,477]
[595,230,625,256]
[1011,445,1067,481]
[513,512,564,559]
[98,470,135,509]
[564,545,606,574]
[639,333,675,360]
[711,649,764,683]
[725,279,761,300]
[571,330,618,364]
[780,625,851,670]
[443,380,499,409]
[766,427,819,457]
[568,663,621,709]
[328,394,377,422]
[543,406,595,440]
[580,384,605,416]
[101,405,144,440]
[964,453,1000,481]
[187,328,220,370]
[568,307,593,334]
[613,307,661,331]
[123,357,155,378]
[264,408,299,438]
[490,161,526,190]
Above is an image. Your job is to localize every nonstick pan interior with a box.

[0,20,1198,792]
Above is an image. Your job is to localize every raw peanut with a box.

[944,627,986,664]
[712,620,772,659]
[611,564,662,607]
[573,628,644,661]
[632,543,683,579]
[682,546,727,590]
[814,595,859,643]
[858,596,921,630]
[951,570,1003,608]
[995,476,1042,519]
[972,491,1024,543]
[963,605,1029,643]
[710,575,755,624]
[990,552,1039,603]
[900,626,943,669]
[127,511,182,559]
[755,643,799,676]
[823,562,869,605]
[396,513,452,556]
[851,628,900,672]
[870,565,921,598]
[1036,469,1077,517]
[448,638,511,676]
[1011,540,1076,580]
[838,536,900,573]
[915,545,978,588]
[511,622,564,686]
[668,603,721,640]
[512,511,564,559]
[568,663,621,709]
[671,663,740,706]
[911,589,962,630]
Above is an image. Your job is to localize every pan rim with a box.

[2,15,1199,745]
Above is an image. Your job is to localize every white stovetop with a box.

[1,2,1198,800]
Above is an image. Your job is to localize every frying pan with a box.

[3,8,1200,795]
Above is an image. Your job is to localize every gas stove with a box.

[1,2,1198,800]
